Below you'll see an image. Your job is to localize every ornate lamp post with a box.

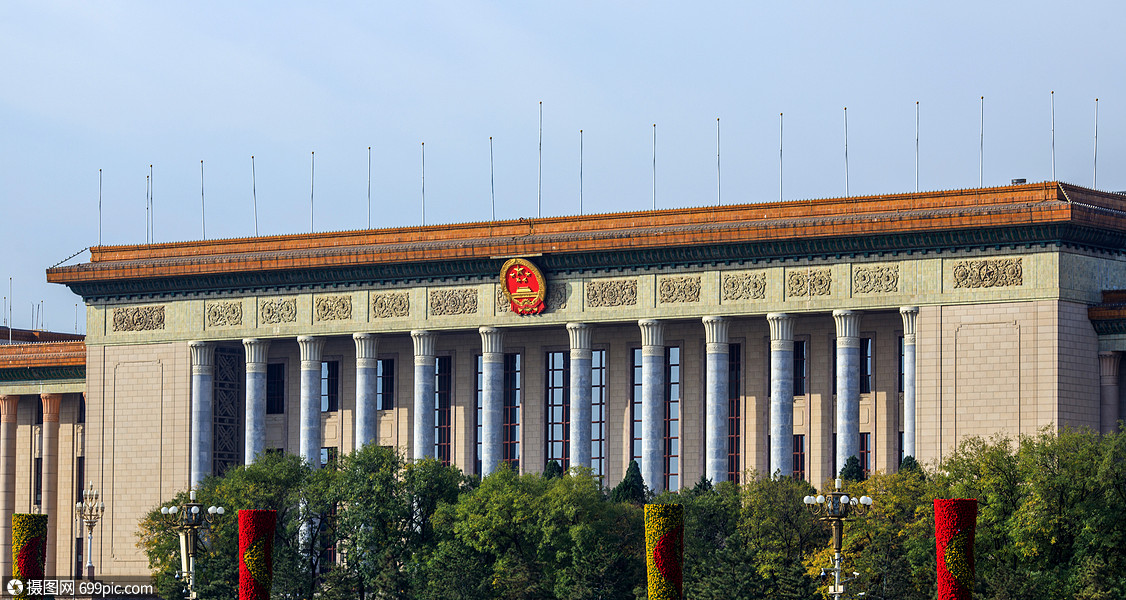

[74,482,105,580]
[160,490,225,600]
[803,478,874,600]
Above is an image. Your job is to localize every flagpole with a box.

[366,147,372,229]
[200,160,206,240]
[1050,92,1056,181]
[843,107,849,197]
[779,113,784,202]
[309,151,315,233]
[1093,98,1099,188]
[716,118,722,206]
[489,137,495,220]
[252,156,258,236]
[915,102,920,192]
[979,96,984,187]
[652,123,657,210]
[579,129,584,216]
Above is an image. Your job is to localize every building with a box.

[1,180,1124,579]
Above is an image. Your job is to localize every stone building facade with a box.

[1,181,1124,579]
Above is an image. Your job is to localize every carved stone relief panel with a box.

[786,268,832,297]
[259,298,297,324]
[722,272,767,301]
[586,279,638,307]
[853,265,900,294]
[205,301,243,327]
[371,292,410,318]
[315,295,353,321]
[430,288,478,316]
[112,305,165,332]
[658,276,701,304]
[953,258,1023,289]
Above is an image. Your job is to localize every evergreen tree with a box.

[839,455,865,481]
[899,455,920,473]
[609,459,647,504]
[543,459,564,479]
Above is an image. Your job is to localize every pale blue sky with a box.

[2,1,1123,333]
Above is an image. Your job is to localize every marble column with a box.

[703,316,730,484]
[567,323,593,470]
[411,331,437,461]
[298,336,325,468]
[767,313,794,479]
[354,333,380,449]
[480,327,504,475]
[1099,351,1121,435]
[40,393,61,578]
[0,396,16,581]
[189,341,215,487]
[638,319,665,492]
[834,310,862,476]
[242,338,270,464]
[899,307,919,458]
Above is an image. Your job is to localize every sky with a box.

[2,1,1124,334]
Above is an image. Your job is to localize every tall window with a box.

[665,346,681,491]
[77,395,85,424]
[631,348,643,462]
[591,349,607,479]
[476,357,483,475]
[545,351,569,468]
[434,356,452,466]
[502,354,522,469]
[476,353,523,473]
[898,336,905,393]
[793,340,807,396]
[320,447,338,468]
[832,433,837,477]
[860,338,873,394]
[266,363,285,414]
[378,358,395,410]
[320,361,340,412]
[899,431,905,466]
[728,343,742,483]
[34,457,41,507]
[859,432,871,477]
[793,434,806,481]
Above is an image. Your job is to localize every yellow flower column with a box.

[644,504,684,600]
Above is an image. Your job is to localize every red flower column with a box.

[12,513,47,598]
[644,504,684,600]
[238,510,276,600]
[934,499,977,600]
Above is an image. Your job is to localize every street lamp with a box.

[74,482,105,580]
[803,478,873,600]
[160,490,225,600]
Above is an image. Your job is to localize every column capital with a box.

[703,316,730,352]
[40,394,62,423]
[411,330,437,357]
[638,319,665,353]
[1099,351,1121,383]
[767,313,794,351]
[833,309,861,346]
[242,338,271,369]
[899,306,919,344]
[0,396,17,423]
[566,323,592,360]
[189,341,215,375]
[297,336,326,369]
[479,327,504,355]
[354,333,380,368]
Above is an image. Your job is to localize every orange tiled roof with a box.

[46,182,1126,286]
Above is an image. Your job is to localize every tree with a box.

[609,460,647,504]
[839,455,865,482]
[544,459,564,479]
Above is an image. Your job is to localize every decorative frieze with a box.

[853,265,899,294]
[205,301,243,327]
[259,298,297,324]
[112,305,165,332]
[371,292,409,318]
[722,272,766,301]
[586,279,638,308]
[429,288,478,316]
[953,258,1023,289]
[658,276,701,304]
[315,295,353,321]
[786,268,832,297]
